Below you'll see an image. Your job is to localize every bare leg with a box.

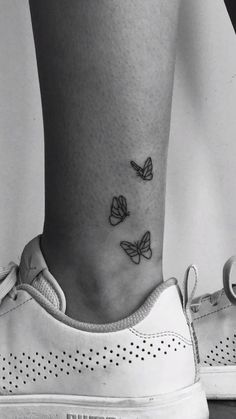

[29,0,181,322]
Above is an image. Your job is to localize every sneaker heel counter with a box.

[131,284,197,390]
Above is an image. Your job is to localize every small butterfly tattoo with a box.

[120,231,152,264]
[109,195,130,226]
[130,157,153,181]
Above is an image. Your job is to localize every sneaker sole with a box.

[201,365,236,399]
[0,381,208,419]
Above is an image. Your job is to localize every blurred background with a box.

[0,0,236,295]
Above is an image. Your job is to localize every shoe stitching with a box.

[129,328,192,345]
[193,303,232,321]
[0,297,32,318]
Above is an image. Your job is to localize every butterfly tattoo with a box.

[109,195,130,226]
[130,157,153,180]
[120,231,152,264]
[130,157,153,181]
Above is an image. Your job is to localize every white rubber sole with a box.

[201,365,236,399]
[0,382,208,419]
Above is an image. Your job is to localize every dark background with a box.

[224,0,236,32]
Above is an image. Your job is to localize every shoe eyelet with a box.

[191,306,199,314]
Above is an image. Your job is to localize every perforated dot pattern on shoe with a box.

[0,337,188,394]
[203,335,236,366]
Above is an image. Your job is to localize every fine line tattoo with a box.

[120,231,152,264]
[130,157,153,181]
[109,195,130,226]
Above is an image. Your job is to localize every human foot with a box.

[0,237,208,419]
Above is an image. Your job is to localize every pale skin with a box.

[29,0,181,323]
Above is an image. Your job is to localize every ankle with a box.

[41,233,163,323]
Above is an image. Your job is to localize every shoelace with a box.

[191,255,236,313]
[0,263,18,304]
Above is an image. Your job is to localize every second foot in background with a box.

[192,256,236,399]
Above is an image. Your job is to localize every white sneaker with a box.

[0,236,208,419]
[192,256,236,399]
